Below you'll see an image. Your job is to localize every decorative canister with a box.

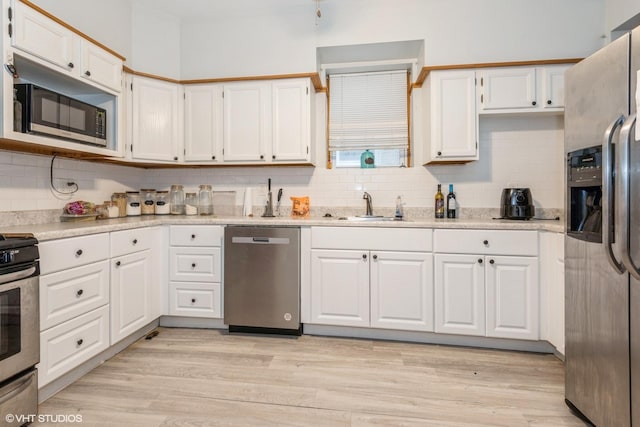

[126,191,141,216]
[111,192,127,217]
[155,191,170,215]
[185,193,198,215]
[169,185,185,215]
[141,189,156,215]
[198,184,213,215]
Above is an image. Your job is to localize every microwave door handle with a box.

[603,114,626,274]
[618,113,640,279]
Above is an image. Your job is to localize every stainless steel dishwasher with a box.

[224,226,301,334]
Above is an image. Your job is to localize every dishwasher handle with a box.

[232,236,291,245]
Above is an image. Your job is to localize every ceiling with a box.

[134,0,316,20]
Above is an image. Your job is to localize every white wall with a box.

[606,0,640,33]
[180,0,606,79]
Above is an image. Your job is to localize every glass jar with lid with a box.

[111,192,127,217]
[169,184,185,215]
[141,189,156,215]
[185,193,198,215]
[155,191,170,215]
[198,184,213,215]
[126,191,141,216]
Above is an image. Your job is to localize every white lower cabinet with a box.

[169,282,222,318]
[168,225,223,319]
[434,254,485,336]
[110,249,152,344]
[309,227,433,331]
[38,234,111,388]
[39,305,110,387]
[434,230,540,341]
[310,250,370,327]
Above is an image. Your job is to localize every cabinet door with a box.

[541,65,570,109]
[80,40,123,92]
[485,256,539,340]
[222,82,270,162]
[12,1,75,72]
[310,249,370,327]
[428,70,478,161]
[110,250,151,344]
[434,254,485,336]
[131,76,180,162]
[272,79,310,162]
[370,251,433,331]
[479,67,537,111]
[184,84,223,162]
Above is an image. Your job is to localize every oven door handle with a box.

[0,265,37,285]
[618,113,640,279]
[603,114,626,274]
[0,372,34,405]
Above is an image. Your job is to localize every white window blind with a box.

[329,70,408,152]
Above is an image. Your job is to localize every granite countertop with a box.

[0,214,565,242]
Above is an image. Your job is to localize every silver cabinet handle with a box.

[618,113,640,279]
[603,114,626,274]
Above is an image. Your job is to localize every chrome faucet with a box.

[363,192,373,216]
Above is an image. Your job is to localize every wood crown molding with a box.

[412,58,583,89]
[123,67,326,92]
[18,0,126,61]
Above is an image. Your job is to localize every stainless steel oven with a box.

[0,235,40,424]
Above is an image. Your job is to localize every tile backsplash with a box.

[0,115,564,223]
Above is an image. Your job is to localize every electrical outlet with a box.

[53,178,77,192]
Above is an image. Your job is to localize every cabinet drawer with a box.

[170,247,221,282]
[170,225,223,247]
[40,260,110,330]
[311,227,432,251]
[434,229,538,256]
[39,305,110,387]
[39,233,109,274]
[169,282,221,318]
[110,227,153,258]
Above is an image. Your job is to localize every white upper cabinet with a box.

[540,65,571,110]
[477,65,570,114]
[272,78,311,162]
[131,75,180,162]
[223,81,271,162]
[184,84,223,162]
[222,78,313,165]
[11,1,122,93]
[424,70,478,164]
[79,40,123,92]
[11,0,76,73]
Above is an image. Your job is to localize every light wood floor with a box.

[36,328,586,426]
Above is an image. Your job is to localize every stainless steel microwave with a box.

[14,84,107,147]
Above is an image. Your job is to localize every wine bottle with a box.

[435,184,444,218]
[447,184,457,218]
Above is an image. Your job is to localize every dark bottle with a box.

[435,184,444,219]
[447,184,457,218]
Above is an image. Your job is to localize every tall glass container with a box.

[198,184,213,215]
[155,191,170,215]
[141,189,156,215]
[169,184,185,215]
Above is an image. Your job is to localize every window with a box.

[328,70,409,168]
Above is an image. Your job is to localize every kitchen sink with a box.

[338,216,406,222]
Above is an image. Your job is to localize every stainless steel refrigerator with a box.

[564,26,640,426]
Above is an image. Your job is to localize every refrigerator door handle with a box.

[603,114,627,274]
[618,113,640,279]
